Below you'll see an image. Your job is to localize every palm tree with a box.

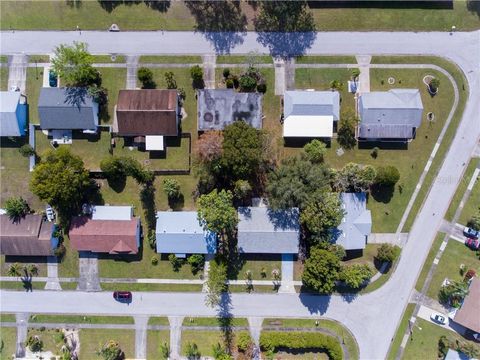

[7,263,21,277]
[25,264,39,277]
[439,281,469,305]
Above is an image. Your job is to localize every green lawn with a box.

[0,326,16,360]
[0,314,16,323]
[29,314,133,324]
[427,240,480,300]
[139,55,202,64]
[100,283,203,292]
[216,55,273,64]
[181,330,250,357]
[0,254,48,277]
[25,67,44,125]
[2,1,479,31]
[386,303,416,360]
[0,55,7,63]
[148,317,169,326]
[35,129,111,171]
[79,329,135,360]
[146,330,170,360]
[228,254,281,281]
[182,317,248,327]
[27,328,65,356]
[229,284,279,293]
[296,56,356,64]
[0,281,46,291]
[92,55,126,63]
[415,233,445,292]
[98,67,126,124]
[445,158,479,221]
[57,235,79,278]
[0,66,8,90]
[459,171,480,225]
[28,55,50,63]
[403,318,480,360]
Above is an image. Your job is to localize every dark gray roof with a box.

[284,90,340,121]
[38,87,98,130]
[197,89,263,131]
[155,211,217,254]
[359,89,423,138]
[358,123,414,139]
[335,193,372,250]
[237,207,300,254]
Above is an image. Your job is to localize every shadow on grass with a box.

[140,183,157,230]
[370,184,395,204]
[307,0,452,9]
[168,193,185,211]
[97,0,170,13]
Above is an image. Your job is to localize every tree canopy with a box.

[333,163,376,192]
[300,192,344,235]
[339,264,374,289]
[30,148,90,219]
[302,247,340,294]
[303,139,327,164]
[194,130,224,164]
[205,256,228,308]
[197,189,238,236]
[337,112,358,150]
[375,165,400,187]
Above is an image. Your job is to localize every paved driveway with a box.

[77,252,101,292]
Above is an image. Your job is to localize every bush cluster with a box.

[259,331,342,360]
[100,156,154,185]
[376,244,400,263]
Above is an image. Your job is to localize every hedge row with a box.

[259,331,342,360]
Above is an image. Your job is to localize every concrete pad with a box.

[126,55,139,90]
[368,233,408,246]
[417,305,458,333]
[202,54,216,89]
[274,58,285,96]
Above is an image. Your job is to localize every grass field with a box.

[148,317,169,326]
[181,330,251,357]
[217,55,273,64]
[139,55,202,64]
[459,171,480,225]
[79,329,135,360]
[0,254,48,277]
[29,314,134,324]
[57,235,79,278]
[228,254,281,281]
[0,326,16,359]
[25,68,44,125]
[403,318,480,360]
[182,317,248,327]
[146,330,170,360]
[92,55,126,63]
[0,314,16,322]
[415,233,445,292]
[0,66,8,90]
[296,55,357,64]
[386,303,416,360]
[2,1,479,31]
[98,68,126,124]
[427,240,480,300]
[27,328,65,356]
[100,283,203,292]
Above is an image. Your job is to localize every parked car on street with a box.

[113,291,132,302]
[430,312,447,325]
[463,227,479,239]
[465,237,480,250]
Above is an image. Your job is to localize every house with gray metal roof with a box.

[358,89,423,141]
[0,91,27,137]
[283,90,340,138]
[38,87,98,131]
[155,211,217,257]
[237,207,300,254]
[197,89,262,131]
[335,193,372,250]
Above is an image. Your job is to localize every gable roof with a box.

[453,277,480,334]
[358,123,414,139]
[69,216,139,254]
[38,87,97,130]
[197,89,263,131]
[284,91,340,121]
[335,193,372,250]
[0,91,22,136]
[115,89,178,136]
[91,205,133,221]
[155,211,217,254]
[237,207,300,254]
[359,89,423,136]
[0,214,55,256]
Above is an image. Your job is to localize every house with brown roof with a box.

[0,214,58,256]
[452,277,480,338]
[69,205,140,254]
[113,89,179,151]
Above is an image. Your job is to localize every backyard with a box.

[426,240,480,300]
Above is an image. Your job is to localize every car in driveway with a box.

[463,226,479,239]
[465,237,480,250]
[113,291,132,302]
[431,312,447,325]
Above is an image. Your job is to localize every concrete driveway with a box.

[77,252,101,292]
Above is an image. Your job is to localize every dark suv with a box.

[113,291,132,302]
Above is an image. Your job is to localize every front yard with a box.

[79,329,135,360]
[459,171,480,225]
[146,330,170,360]
[0,326,17,359]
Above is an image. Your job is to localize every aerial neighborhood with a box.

[0,1,479,360]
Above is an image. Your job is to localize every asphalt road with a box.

[1,30,479,360]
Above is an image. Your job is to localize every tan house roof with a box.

[69,216,139,254]
[115,89,178,136]
[0,215,55,256]
[454,277,480,334]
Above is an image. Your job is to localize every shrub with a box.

[257,83,267,93]
[329,244,346,260]
[159,341,170,360]
[168,254,183,272]
[303,139,327,164]
[4,196,30,220]
[376,244,400,263]
[371,147,379,159]
[190,65,204,88]
[438,335,450,358]
[337,113,357,150]
[54,244,66,258]
[237,332,253,352]
[26,335,43,352]
[225,79,234,88]
[233,179,252,200]
[162,178,181,200]
[19,144,35,157]
[164,71,177,89]
[151,255,159,266]
[97,340,123,360]
[329,79,343,91]
[464,269,476,281]
[429,77,440,92]
[147,230,156,249]
[375,165,400,187]
[339,264,375,289]
[138,67,155,88]
[187,254,205,275]
[260,267,267,278]
[178,87,186,101]
[222,68,230,79]
[351,68,360,79]
[185,342,201,359]
[239,74,257,92]
[259,331,342,360]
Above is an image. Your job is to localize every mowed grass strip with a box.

[29,314,134,324]
[139,55,202,64]
[386,303,416,360]
[415,232,445,292]
[459,170,480,225]
[182,317,248,327]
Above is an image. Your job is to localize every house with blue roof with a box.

[155,211,217,257]
[0,91,27,137]
[358,89,423,141]
[335,193,372,251]
[237,207,300,254]
[283,90,340,139]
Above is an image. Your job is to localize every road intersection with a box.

[1,30,479,359]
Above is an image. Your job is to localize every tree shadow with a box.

[370,184,395,203]
[307,0,452,9]
[217,292,234,352]
[185,1,247,54]
[106,175,127,193]
[144,0,170,13]
[168,193,185,211]
[298,292,331,315]
[467,0,480,17]
[98,0,170,13]
[256,32,317,58]
[65,0,82,9]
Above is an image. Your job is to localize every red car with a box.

[465,238,480,250]
[113,291,132,302]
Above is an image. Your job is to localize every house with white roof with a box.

[0,91,27,137]
[335,193,372,251]
[283,90,340,139]
[358,89,423,141]
[155,211,217,258]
